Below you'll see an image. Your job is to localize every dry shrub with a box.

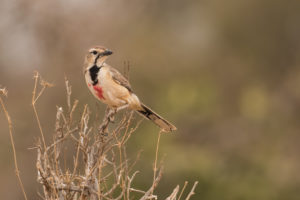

[2,72,198,200]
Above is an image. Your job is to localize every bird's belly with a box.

[101,80,128,107]
[88,82,127,108]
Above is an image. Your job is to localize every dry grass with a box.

[1,72,198,200]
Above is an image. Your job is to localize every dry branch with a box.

[30,73,198,200]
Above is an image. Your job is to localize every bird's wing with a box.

[109,67,133,92]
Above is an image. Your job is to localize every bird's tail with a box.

[137,103,177,132]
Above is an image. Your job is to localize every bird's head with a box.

[84,46,113,68]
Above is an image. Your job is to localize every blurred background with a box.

[0,0,300,199]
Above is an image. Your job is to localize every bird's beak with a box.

[103,50,113,56]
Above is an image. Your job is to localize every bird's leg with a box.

[98,107,116,137]
[107,107,116,122]
[99,104,129,136]
[116,104,129,112]
[107,105,128,123]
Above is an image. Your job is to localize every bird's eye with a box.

[91,51,98,55]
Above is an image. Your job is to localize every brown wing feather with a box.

[109,67,133,92]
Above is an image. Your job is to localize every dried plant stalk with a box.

[31,73,198,200]
[0,88,28,200]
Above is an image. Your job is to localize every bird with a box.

[83,46,177,132]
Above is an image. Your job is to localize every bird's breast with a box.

[90,84,105,100]
[85,66,130,107]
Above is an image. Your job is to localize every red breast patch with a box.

[93,85,105,100]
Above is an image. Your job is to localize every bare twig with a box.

[165,185,179,200]
[185,181,198,200]
[0,90,28,200]
[153,131,162,192]
[139,167,163,200]
[178,181,188,200]
[32,71,53,150]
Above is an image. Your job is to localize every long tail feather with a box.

[137,104,177,132]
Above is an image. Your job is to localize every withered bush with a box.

[2,72,197,200]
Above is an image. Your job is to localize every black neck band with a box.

[89,65,101,85]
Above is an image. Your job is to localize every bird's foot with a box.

[107,108,116,122]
